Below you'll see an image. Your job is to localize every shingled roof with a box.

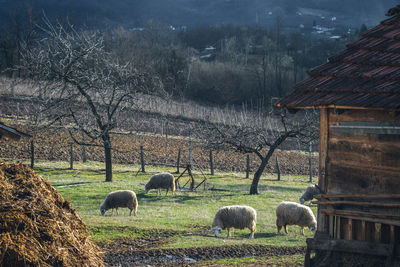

[278,6,400,110]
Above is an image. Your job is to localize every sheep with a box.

[145,173,175,196]
[100,190,138,216]
[211,205,257,239]
[276,201,317,235]
[299,184,320,204]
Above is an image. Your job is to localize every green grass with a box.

[28,160,316,265]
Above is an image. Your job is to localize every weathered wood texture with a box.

[326,109,400,195]
[317,108,329,234]
[315,108,400,245]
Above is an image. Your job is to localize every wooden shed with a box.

[278,6,400,267]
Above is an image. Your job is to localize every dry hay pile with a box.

[0,160,104,267]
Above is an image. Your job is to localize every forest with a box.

[0,8,358,109]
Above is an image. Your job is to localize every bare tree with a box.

[20,20,161,182]
[197,109,318,195]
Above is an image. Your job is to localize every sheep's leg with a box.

[111,209,114,216]
[116,208,119,215]
[165,188,169,196]
[226,228,231,238]
[277,225,282,234]
[284,225,288,234]
[129,209,132,216]
[158,189,161,196]
[300,227,304,236]
[249,230,254,239]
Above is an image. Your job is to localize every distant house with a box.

[278,5,400,266]
[199,46,216,61]
[0,122,31,141]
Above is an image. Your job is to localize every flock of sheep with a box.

[100,172,320,239]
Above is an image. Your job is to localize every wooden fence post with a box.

[176,149,181,174]
[188,134,193,166]
[209,150,214,175]
[81,131,87,163]
[70,142,74,170]
[30,140,34,169]
[246,154,250,178]
[276,155,281,181]
[309,141,313,183]
[140,146,145,173]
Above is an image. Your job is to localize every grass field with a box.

[29,160,316,266]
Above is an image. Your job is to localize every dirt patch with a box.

[95,226,182,254]
[102,240,305,267]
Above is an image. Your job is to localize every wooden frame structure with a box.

[175,164,207,191]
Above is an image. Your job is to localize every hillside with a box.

[0,0,396,29]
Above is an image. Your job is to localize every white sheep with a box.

[211,205,257,239]
[276,201,316,235]
[100,190,138,216]
[299,184,320,204]
[145,173,175,196]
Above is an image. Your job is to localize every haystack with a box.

[0,160,104,267]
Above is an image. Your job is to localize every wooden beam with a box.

[292,105,389,111]
[330,124,400,135]
[390,225,395,244]
[345,218,353,241]
[320,209,400,220]
[315,194,400,199]
[306,238,400,257]
[360,220,366,241]
[320,211,400,227]
[318,108,329,234]
[319,108,329,193]
[336,216,341,240]
[312,201,400,208]
[375,223,382,243]
[329,215,334,239]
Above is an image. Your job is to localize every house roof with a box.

[278,6,400,109]
[0,122,31,141]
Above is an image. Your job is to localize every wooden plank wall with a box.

[327,109,400,195]
[317,108,400,244]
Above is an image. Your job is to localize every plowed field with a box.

[1,127,318,176]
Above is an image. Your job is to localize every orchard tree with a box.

[20,20,161,182]
[197,109,318,195]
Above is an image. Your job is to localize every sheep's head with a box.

[100,208,107,216]
[211,226,222,237]
[100,202,107,216]
[309,221,317,233]
[299,197,305,204]
[144,183,150,193]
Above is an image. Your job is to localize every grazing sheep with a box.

[276,201,316,235]
[100,190,138,216]
[211,205,257,239]
[299,185,320,204]
[145,173,175,196]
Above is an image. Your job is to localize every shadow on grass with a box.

[36,167,106,176]
[136,192,211,204]
[202,231,279,239]
[265,185,304,193]
[54,181,104,188]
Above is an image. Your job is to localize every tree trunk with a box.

[103,133,113,182]
[249,157,268,195]
[250,148,276,195]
